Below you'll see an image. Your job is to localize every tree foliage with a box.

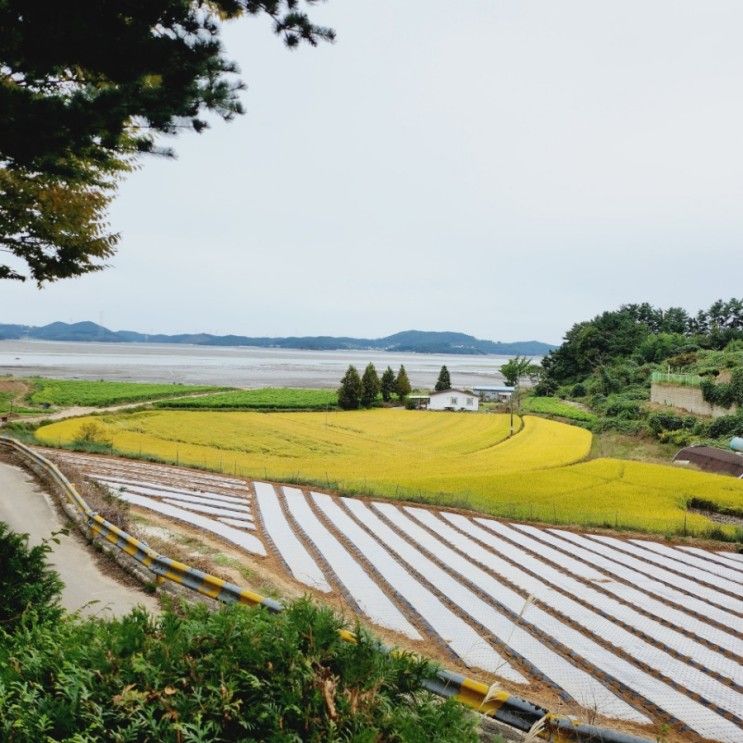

[500,355,536,387]
[434,365,451,392]
[337,365,362,410]
[540,299,743,389]
[380,366,396,402]
[0,1,334,283]
[361,362,380,407]
[395,365,411,401]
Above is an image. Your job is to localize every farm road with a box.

[0,461,158,617]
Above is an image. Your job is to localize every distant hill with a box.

[0,322,554,356]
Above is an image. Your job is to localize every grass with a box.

[29,378,225,407]
[155,387,338,410]
[520,396,596,422]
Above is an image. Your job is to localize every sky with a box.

[3,1,742,345]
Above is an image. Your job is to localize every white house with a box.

[428,388,479,412]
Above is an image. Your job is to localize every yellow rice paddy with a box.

[35,409,743,536]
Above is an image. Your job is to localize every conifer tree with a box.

[361,363,381,407]
[395,365,412,401]
[434,365,451,392]
[380,366,396,402]
[337,365,362,410]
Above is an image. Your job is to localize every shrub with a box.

[571,383,586,397]
[0,599,478,742]
[0,522,63,632]
[647,412,696,437]
[71,420,114,452]
[700,368,743,409]
[708,413,743,439]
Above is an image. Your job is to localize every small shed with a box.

[674,445,743,478]
[472,385,515,402]
[429,389,479,412]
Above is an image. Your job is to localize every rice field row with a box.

[35,409,743,537]
[46,449,743,742]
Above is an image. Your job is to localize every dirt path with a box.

[0,460,158,617]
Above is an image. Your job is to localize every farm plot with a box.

[34,410,743,538]
[43,449,743,742]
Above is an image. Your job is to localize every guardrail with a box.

[0,436,650,743]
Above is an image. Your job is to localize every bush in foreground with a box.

[0,522,476,742]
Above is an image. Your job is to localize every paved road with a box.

[0,461,158,617]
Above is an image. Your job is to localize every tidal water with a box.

[0,340,514,389]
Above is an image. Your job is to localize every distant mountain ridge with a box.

[0,322,554,356]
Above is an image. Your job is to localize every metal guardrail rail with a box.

[0,436,651,743]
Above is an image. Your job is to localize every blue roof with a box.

[472,385,515,392]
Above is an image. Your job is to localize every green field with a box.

[155,387,338,410]
[520,395,596,422]
[29,379,224,407]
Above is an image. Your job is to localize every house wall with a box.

[429,393,479,411]
[650,383,737,418]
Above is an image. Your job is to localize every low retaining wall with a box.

[0,436,650,743]
[650,383,737,418]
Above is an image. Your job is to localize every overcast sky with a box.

[3,1,742,345]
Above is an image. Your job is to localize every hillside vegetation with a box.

[535,298,743,446]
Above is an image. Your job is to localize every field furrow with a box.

[588,535,743,613]
[343,498,641,714]
[678,546,743,573]
[312,491,524,680]
[116,492,265,555]
[555,530,743,620]
[461,517,742,685]
[629,540,743,586]
[505,524,742,655]
[281,486,421,639]
[253,482,330,592]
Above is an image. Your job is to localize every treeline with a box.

[534,298,743,444]
[539,298,743,390]
[0,523,476,741]
[338,364,412,410]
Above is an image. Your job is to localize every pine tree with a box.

[337,365,363,410]
[434,365,451,392]
[361,363,381,407]
[380,366,396,402]
[395,365,412,401]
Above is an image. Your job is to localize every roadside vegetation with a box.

[0,522,476,742]
[156,387,337,411]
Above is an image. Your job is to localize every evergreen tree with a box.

[337,365,362,410]
[434,365,451,391]
[380,366,396,402]
[395,365,412,401]
[361,363,381,407]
